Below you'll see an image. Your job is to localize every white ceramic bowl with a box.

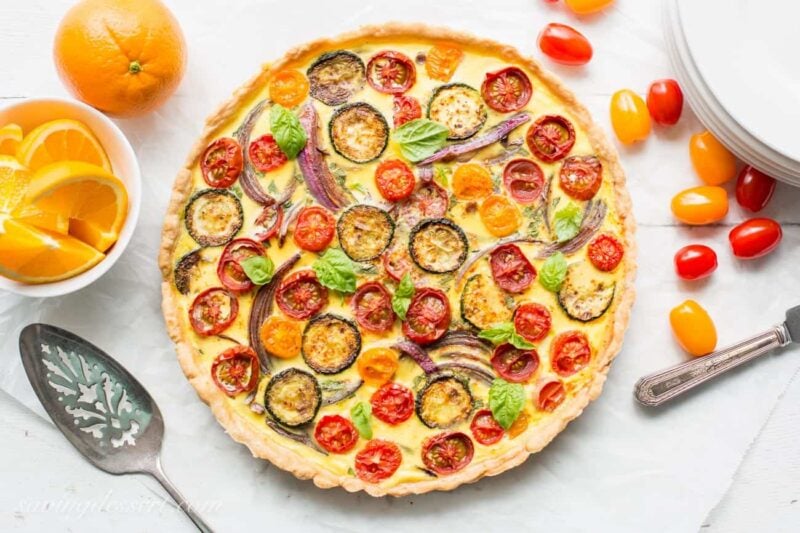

[0,97,141,297]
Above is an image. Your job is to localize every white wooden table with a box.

[1,1,799,531]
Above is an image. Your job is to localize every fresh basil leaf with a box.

[539,251,568,292]
[478,322,515,345]
[240,256,275,285]
[312,248,356,294]
[270,104,307,159]
[488,378,525,430]
[508,331,535,350]
[350,402,372,439]
[391,274,415,320]
[394,119,449,162]
[553,202,583,243]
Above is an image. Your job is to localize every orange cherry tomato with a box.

[507,411,530,438]
[669,300,717,357]
[671,186,728,225]
[357,347,399,386]
[689,131,737,185]
[268,70,310,108]
[425,43,463,82]
[259,315,302,359]
[610,90,651,144]
[452,163,493,200]
[479,195,522,237]
[565,0,614,15]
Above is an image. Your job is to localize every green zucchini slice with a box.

[336,204,394,262]
[558,263,616,322]
[409,218,468,274]
[173,249,202,295]
[302,314,361,374]
[264,368,321,427]
[460,273,513,330]
[427,83,488,140]
[307,50,366,106]
[184,189,243,247]
[329,102,389,163]
[416,373,473,429]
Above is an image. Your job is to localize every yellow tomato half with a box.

[669,300,717,356]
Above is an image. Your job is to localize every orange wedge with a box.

[0,123,23,156]
[0,155,69,234]
[16,119,111,172]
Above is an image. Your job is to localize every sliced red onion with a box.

[417,165,434,183]
[235,100,275,206]
[436,362,495,385]
[321,379,364,406]
[297,104,352,211]
[393,340,438,374]
[265,418,327,455]
[437,352,493,369]
[278,201,303,247]
[276,176,298,206]
[456,235,546,285]
[428,330,492,353]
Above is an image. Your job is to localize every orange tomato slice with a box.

[452,163,493,200]
[259,316,302,359]
[269,70,310,108]
[425,43,463,82]
[479,195,521,237]
[357,347,399,386]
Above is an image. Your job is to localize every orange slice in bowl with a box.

[0,155,69,234]
[0,123,23,156]
[16,119,111,172]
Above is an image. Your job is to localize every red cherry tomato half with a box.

[293,206,335,252]
[421,432,474,475]
[551,331,591,376]
[491,343,539,383]
[587,233,624,272]
[399,181,449,227]
[503,159,545,203]
[729,218,782,259]
[189,287,239,336]
[674,244,718,281]
[314,415,359,454]
[537,23,593,66]
[355,439,402,483]
[253,204,283,242]
[275,270,329,319]
[370,382,415,425]
[402,287,451,345]
[513,302,552,343]
[560,155,603,201]
[210,345,259,397]
[201,138,243,188]
[382,242,414,282]
[375,159,416,202]
[352,282,396,333]
[736,165,776,213]
[489,244,536,293]
[392,95,422,128]
[481,67,533,113]
[537,380,566,412]
[248,134,288,173]
[646,79,683,126]
[470,409,504,446]
[217,238,266,292]
[526,115,576,163]
[367,51,416,94]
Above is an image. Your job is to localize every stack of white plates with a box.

[664,0,800,186]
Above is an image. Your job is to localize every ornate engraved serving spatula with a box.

[19,323,212,532]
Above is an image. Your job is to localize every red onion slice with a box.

[297,104,352,211]
[393,340,438,374]
[235,100,275,206]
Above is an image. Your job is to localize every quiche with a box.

[159,24,635,496]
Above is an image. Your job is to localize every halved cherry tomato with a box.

[314,415,359,454]
[357,347,400,386]
[671,186,728,225]
[399,181,449,226]
[729,218,782,259]
[352,282,396,333]
[425,43,463,82]
[491,344,539,383]
[647,79,683,126]
[564,0,614,14]
[526,115,576,163]
[514,303,552,343]
[370,382,414,425]
[537,23,593,66]
[275,270,328,319]
[479,195,522,237]
[375,159,415,202]
[189,288,239,336]
[382,242,414,282]
[452,163,493,200]
[736,165,776,213]
[538,380,566,412]
[217,238,265,292]
[248,134,287,173]
[481,67,533,113]
[201,138,242,188]
[587,233,624,272]
[670,300,717,356]
[489,244,536,293]
[259,315,302,359]
[367,51,416,94]
[507,411,530,438]
[421,432,474,475]
[674,244,717,281]
[293,206,335,252]
[355,440,402,483]
[253,204,283,242]
[689,131,737,185]
[503,159,545,203]
[470,409,504,446]
[560,155,603,200]
[210,345,259,396]
[402,287,451,345]
[393,95,422,128]
[268,69,310,108]
[551,331,591,376]
[610,90,651,144]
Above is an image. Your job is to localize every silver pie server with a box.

[635,305,800,406]
[19,323,212,532]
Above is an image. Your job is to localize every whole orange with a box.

[53,0,187,117]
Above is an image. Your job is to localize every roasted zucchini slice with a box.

[307,50,366,106]
[558,263,615,322]
[184,189,243,247]
[428,83,487,140]
[460,273,513,330]
[264,368,321,427]
[329,102,389,163]
[409,218,468,274]
[337,204,394,262]
[416,373,473,429]
[173,248,202,295]
[302,314,361,374]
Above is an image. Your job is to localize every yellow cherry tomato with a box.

[452,163,493,200]
[268,70,310,108]
[357,347,399,386]
[610,89,651,144]
[508,411,530,438]
[669,300,717,356]
[259,316,302,359]
[671,185,728,225]
[689,131,737,185]
[479,194,522,237]
[425,43,464,82]
[565,0,615,15]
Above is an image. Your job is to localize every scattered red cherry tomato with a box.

[489,243,536,293]
[513,303,552,343]
[646,79,683,126]
[355,440,402,483]
[610,89,651,144]
[375,159,415,202]
[526,115,576,163]
[551,331,591,376]
[293,206,335,252]
[670,300,717,356]
[210,345,259,396]
[491,344,539,383]
[314,415,359,454]
[671,186,728,225]
[587,233,624,272]
[371,382,415,425]
[421,432,474,475]
[275,270,328,320]
[537,23,593,66]
[189,287,239,336]
[481,67,533,113]
[736,165,776,213]
[392,95,422,128]
[367,51,416,94]
[217,238,265,292]
[537,380,566,412]
[470,409,504,446]
[248,134,287,173]
[201,138,242,188]
[674,244,717,281]
[352,281,395,333]
[402,287,451,345]
[729,218,782,259]
[689,131,737,186]
[565,0,614,14]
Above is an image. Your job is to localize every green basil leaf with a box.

[350,402,372,439]
[240,256,275,285]
[391,273,415,320]
[270,104,307,159]
[539,252,568,292]
[478,322,514,345]
[508,331,535,350]
[394,119,449,162]
[434,165,450,188]
[312,248,356,294]
[553,202,583,243]
[488,378,525,430]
